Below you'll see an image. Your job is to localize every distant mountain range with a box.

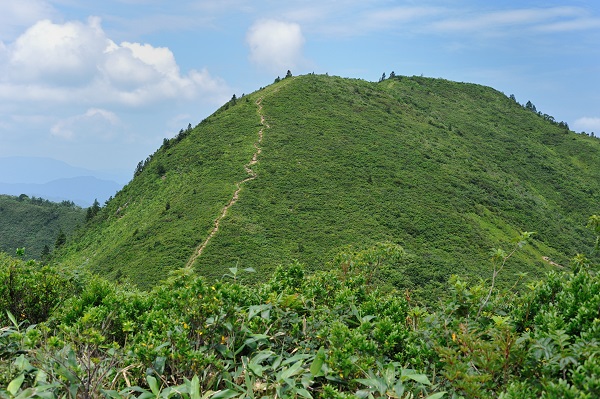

[0,156,127,206]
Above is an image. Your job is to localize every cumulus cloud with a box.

[9,17,107,85]
[246,19,305,73]
[573,117,600,133]
[50,108,120,140]
[0,17,230,107]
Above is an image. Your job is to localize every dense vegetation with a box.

[2,69,599,396]
[2,219,599,398]
[0,195,85,260]
[55,74,600,297]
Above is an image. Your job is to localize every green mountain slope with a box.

[0,195,85,259]
[57,74,600,291]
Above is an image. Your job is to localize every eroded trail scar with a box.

[185,99,267,268]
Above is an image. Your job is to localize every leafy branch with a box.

[477,232,534,318]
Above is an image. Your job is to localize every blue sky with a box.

[1,0,599,183]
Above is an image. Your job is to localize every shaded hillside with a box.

[57,74,600,292]
[0,194,85,259]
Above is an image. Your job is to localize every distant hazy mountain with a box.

[0,176,123,207]
[0,156,128,184]
[0,156,127,206]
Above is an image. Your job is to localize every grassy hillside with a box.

[0,194,85,259]
[57,74,600,292]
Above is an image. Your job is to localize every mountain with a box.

[0,176,122,208]
[0,176,123,207]
[0,194,85,259]
[0,156,126,206]
[56,74,600,293]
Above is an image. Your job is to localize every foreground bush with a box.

[1,228,599,398]
[0,251,81,326]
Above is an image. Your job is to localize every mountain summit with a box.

[57,74,600,291]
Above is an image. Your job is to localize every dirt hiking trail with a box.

[185,98,268,268]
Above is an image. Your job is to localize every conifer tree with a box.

[86,199,101,222]
[55,229,66,249]
[41,244,50,261]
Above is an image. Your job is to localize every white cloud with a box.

[0,0,56,40]
[0,17,230,107]
[121,42,180,76]
[246,19,305,73]
[364,6,443,29]
[304,5,443,37]
[431,7,590,34]
[101,44,166,90]
[534,17,600,33]
[9,17,108,85]
[573,117,600,133]
[51,108,120,140]
[0,40,7,65]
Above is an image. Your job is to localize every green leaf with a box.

[101,389,124,399]
[147,375,160,396]
[160,387,175,398]
[310,347,326,377]
[190,375,201,399]
[14,388,36,399]
[280,360,305,380]
[7,373,25,396]
[35,384,63,399]
[384,363,396,386]
[401,371,431,385]
[14,355,32,372]
[248,305,262,320]
[210,389,240,399]
[361,315,376,324]
[248,362,264,377]
[55,362,78,385]
[6,310,19,328]
[295,388,313,399]
[153,356,167,375]
[67,382,79,399]
[251,350,274,365]
[271,355,283,370]
[281,353,311,366]
[355,378,386,395]
[244,334,269,345]
[34,369,48,385]
[393,380,405,398]
[425,392,447,399]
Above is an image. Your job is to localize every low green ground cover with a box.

[2,219,599,398]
